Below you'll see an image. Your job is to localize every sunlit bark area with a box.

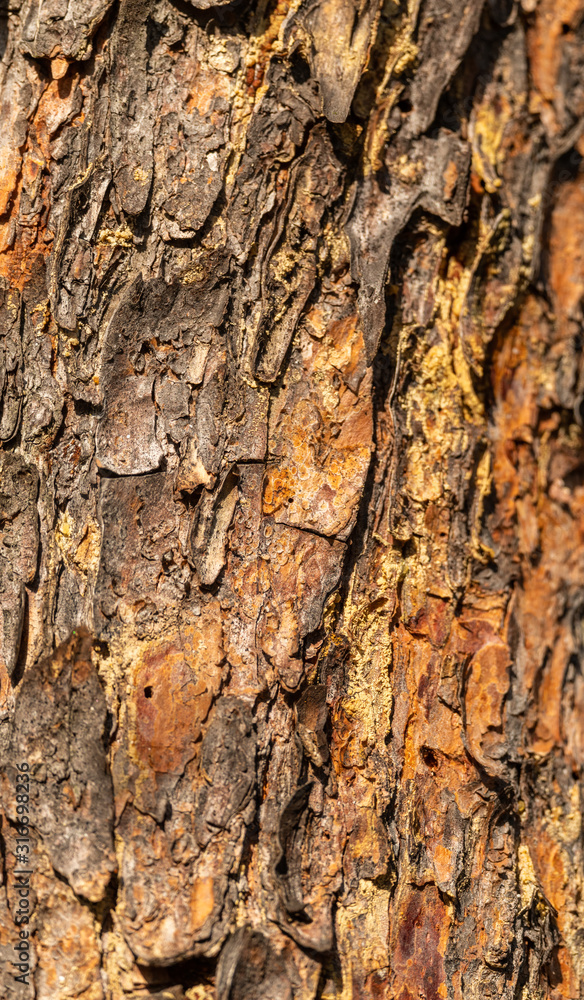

[1,0,584,998]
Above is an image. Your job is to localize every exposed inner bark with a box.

[1,0,584,998]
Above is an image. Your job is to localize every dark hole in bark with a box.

[103,711,116,747]
[290,50,311,84]
[421,746,438,769]
[144,685,153,699]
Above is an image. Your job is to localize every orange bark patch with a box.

[111,612,225,819]
[189,876,215,932]
[442,159,458,201]
[464,640,510,770]
[266,312,373,536]
[527,0,584,134]
[35,885,104,1000]
[392,886,450,1000]
[136,648,207,774]
[548,171,584,321]
[133,617,224,775]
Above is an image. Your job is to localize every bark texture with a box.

[0,0,584,998]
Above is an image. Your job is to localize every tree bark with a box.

[1,0,584,997]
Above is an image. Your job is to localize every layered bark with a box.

[0,0,584,998]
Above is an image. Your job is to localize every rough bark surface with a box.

[0,0,584,998]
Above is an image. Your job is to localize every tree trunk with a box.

[1,0,583,997]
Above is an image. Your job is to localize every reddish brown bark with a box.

[1,1,584,998]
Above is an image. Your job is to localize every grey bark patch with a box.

[402,0,485,140]
[1,630,116,901]
[19,0,115,60]
[217,927,293,1000]
[0,283,23,443]
[275,782,313,918]
[189,470,239,586]
[295,684,329,766]
[195,695,256,845]
[94,471,179,630]
[155,108,228,239]
[109,0,154,216]
[96,374,164,475]
[0,453,39,676]
[293,0,383,124]
[250,125,343,382]
[347,130,471,361]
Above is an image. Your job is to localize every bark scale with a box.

[0,0,583,998]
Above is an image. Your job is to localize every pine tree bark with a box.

[1,0,584,997]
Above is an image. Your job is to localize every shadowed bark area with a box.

[0,0,584,997]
